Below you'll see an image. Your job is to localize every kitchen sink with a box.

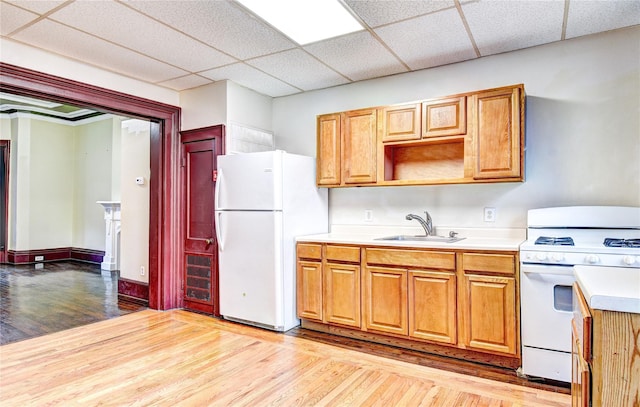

[375,235,465,243]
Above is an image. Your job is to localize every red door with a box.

[180,126,224,315]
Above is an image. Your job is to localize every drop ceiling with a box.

[1,0,639,98]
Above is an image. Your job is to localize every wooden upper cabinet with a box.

[342,108,377,184]
[381,103,421,142]
[316,113,341,186]
[470,86,523,180]
[422,96,466,138]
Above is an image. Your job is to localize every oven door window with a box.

[553,285,573,312]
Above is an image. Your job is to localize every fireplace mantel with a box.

[97,201,121,271]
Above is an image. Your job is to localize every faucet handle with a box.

[449,231,458,238]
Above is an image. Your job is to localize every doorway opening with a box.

[0,63,183,310]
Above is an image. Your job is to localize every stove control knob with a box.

[536,252,547,261]
[586,254,600,264]
[623,255,637,265]
[552,253,565,262]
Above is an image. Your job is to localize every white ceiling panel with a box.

[248,49,351,91]
[304,31,407,81]
[463,0,565,56]
[158,75,214,92]
[375,7,477,70]
[5,0,65,15]
[0,2,37,35]
[12,19,189,83]
[565,0,640,39]
[344,0,455,28]
[48,1,236,72]
[125,0,296,60]
[1,0,638,96]
[200,63,301,97]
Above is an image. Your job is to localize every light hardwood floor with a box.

[0,310,571,406]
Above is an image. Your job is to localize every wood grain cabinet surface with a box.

[297,243,521,367]
[316,84,524,187]
[572,283,640,407]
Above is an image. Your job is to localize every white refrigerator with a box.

[215,150,328,331]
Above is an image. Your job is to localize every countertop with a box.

[574,265,640,314]
[296,229,524,251]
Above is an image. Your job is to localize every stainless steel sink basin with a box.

[375,235,465,243]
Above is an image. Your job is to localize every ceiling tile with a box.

[344,0,455,28]
[0,2,38,35]
[374,8,477,70]
[47,1,236,72]
[12,19,188,82]
[248,49,351,91]
[158,75,214,92]
[463,0,565,56]
[304,31,407,81]
[5,0,66,15]
[125,0,296,60]
[566,0,640,39]
[200,63,301,97]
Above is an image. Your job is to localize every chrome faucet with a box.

[406,211,433,236]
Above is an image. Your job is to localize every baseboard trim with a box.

[118,277,149,305]
[7,247,105,264]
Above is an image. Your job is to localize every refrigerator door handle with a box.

[215,211,224,251]
[214,167,223,210]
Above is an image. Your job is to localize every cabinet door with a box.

[422,96,466,138]
[296,260,323,321]
[363,266,408,335]
[381,103,421,142]
[316,113,341,186]
[408,270,457,344]
[469,87,523,179]
[324,262,361,327]
[571,320,591,407]
[462,274,517,355]
[342,108,377,184]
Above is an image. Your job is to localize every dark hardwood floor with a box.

[0,261,146,345]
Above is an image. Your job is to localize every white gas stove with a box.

[519,206,640,383]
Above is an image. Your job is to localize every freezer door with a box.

[217,210,284,328]
[216,151,282,211]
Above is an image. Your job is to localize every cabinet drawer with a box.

[297,243,322,260]
[462,253,515,275]
[365,248,455,270]
[325,245,360,263]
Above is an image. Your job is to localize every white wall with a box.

[180,81,228,131]
[119,120,150,283]
[27,119,75,249]
[73,119,116,250]
[272,27,640,231]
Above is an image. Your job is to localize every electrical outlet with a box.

[364,209,373,222]
[140,266,145,276]
[484,207,496,222]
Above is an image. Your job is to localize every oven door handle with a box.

[521,264,575,276]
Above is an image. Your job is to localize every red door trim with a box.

[0,63,183,310]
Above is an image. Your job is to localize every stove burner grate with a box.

[535,236,575,246]
[603,238,640,248]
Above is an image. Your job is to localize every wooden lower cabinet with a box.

[408,270,457,344]
[297,243,520,366]
[363,266,408,335]
[324,262,360,327]
[462,274,516,355]
[572,283,640,406]
[297,260,323,321]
